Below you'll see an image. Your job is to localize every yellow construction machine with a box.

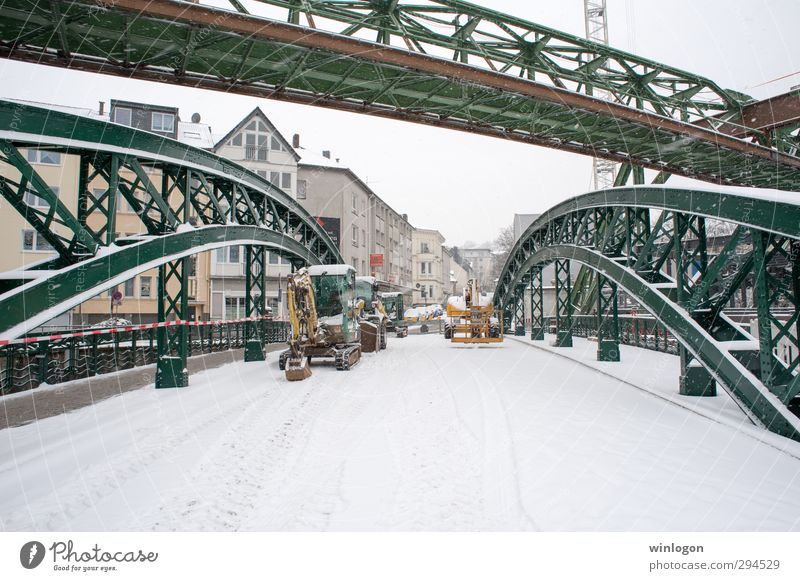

[443,278,503,344]
[279,264,363,380]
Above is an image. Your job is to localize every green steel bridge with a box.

[0,1,799,440]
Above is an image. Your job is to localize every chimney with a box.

[98,101,105,116]
[292,133,300,148]
[322,150,331,159]
[402,213,408,221]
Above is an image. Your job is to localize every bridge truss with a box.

[0,0,798,189]
[494,186,800,442]
[0,99,341,386]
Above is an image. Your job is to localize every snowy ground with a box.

[2,334,800,532]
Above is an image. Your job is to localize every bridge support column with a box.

[530,266,545,340]
[554,259,573,347]
[513,285,525,336]
[156,258,189,389]
[679,348,716,396]
[244,245,267,362]
[596,275,620,361]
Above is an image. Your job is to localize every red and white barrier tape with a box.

[0,316,279,347]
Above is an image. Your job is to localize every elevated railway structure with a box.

[0,0,798,189]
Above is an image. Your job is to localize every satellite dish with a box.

[191,112,201,123]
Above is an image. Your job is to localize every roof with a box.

[178,121,215,149]
[298,149,348,169]
[213,107,300,161]
[299,149,414,229]
[307,264,355,276]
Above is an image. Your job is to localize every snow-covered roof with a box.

[298,149,348,169]
[178,121,215,149]
[308,264,355,276]
[356,276,376,284]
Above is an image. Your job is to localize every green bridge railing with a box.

[0,320,291,396]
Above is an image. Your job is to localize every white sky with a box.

[1,0,798,247]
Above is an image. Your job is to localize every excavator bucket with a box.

[285,357,312,381]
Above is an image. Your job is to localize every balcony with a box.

[244,146,268,161]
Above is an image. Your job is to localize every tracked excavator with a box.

[279,264,363,381]
[379,292,409,338]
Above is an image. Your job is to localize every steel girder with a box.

[495,186,800,441]
[0,225,324,340]
[1,1,799,189]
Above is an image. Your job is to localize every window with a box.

[114,107,132,126]
[107,285,119,298]
[224,296,246,320]
[420,242,430,253]
[230,133,242,147]
[270,171,280,185]
[352,225,358,246]
[215,246,241,263]
[140,276,152,298]
[297,179,307,200]
[151,111,175,133]
[352,258,358,271]
[269,252,279,264]
[270,136,283,151]
[26,149,61,165]
[124,278,135,297]
[256,170,268,179]
[352,193,357,212]
[361,228,366,247]
[362,260,366,273]
[21,229,53,251]
[281,173,292,189]
[25,186,57,208]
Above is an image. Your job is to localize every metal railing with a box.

[542,314,679,355]
[0,319,291,396]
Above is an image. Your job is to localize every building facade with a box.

[210,107,300,319]
[412,229,446,305]
[460,248,495,291]
[297,148,414,290]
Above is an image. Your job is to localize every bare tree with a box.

[491,225,515,282]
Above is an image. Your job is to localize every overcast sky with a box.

[1,0,798,247]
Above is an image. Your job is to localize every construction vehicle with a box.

[379,291,408,338]
[279,264,363,380]
[443,278,503,343]
[355,276,388,351]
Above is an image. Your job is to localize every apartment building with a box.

[460,248,495,291]
[297,148,414,289]
[412,229,446,305]
[210,107,300,319]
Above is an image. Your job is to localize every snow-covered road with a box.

[2,334,800,531]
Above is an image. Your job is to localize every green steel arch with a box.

[0,225,321,339]
[0,99,342,386]
[0,0,798,189]
[494,186,800,442]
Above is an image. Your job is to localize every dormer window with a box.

[114,107,132,126]
[152,111,175,133]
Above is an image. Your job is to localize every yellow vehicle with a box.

[443,279,503,344]
[279,265,363,380]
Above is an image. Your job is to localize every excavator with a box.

[279,264,363,381]
[379,291,409,338]
[355,276,389,350]
[443,278,503,343]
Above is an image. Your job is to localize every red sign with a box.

[370,253,384,267]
